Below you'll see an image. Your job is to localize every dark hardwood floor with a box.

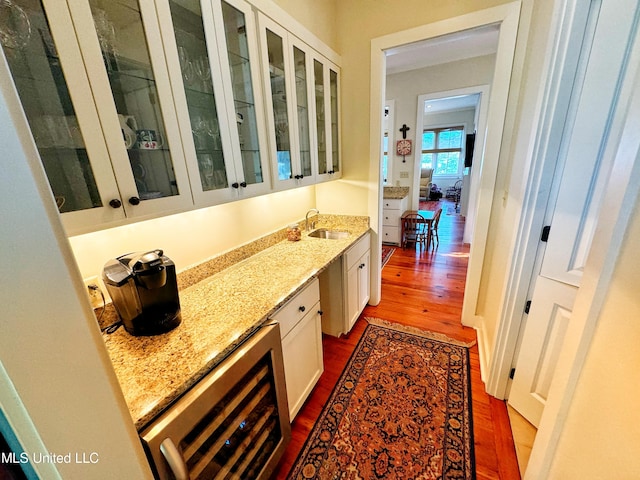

[273,199,520,479]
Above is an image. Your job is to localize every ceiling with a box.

[385,24,500,75]
[385,24,499,115]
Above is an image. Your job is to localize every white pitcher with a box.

[118,114,138,149]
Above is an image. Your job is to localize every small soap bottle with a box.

[287,223,301,241]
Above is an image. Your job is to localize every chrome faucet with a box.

[305,208,319,231]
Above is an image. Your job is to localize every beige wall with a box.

[271,0,338,51]
[385,55,495,195]
[70,188,317,281]
[548,199,640,478]
[316,0,510,215]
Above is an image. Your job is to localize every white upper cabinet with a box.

[68,0,194,220]
[258,14,315,190]
[156,0,270,205]
[2,0,127,233]
[312,57,341,182]
[1,0,340,234]
[211,0,271,198]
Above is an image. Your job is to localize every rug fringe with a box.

[365,317,477,348]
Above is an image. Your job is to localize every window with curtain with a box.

[421,126,464,175]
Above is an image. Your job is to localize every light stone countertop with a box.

[383,186,410,199]
[102,217,370,430]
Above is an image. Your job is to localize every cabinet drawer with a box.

[345,232,371,270]
[271,278,320,338]
[383,198,404,210]
[382,226,400,244]
[382,208,402,226]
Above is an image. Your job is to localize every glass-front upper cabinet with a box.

[155,0,233,204]
[257,15,314,190]
[0,0,127,233]
[313,57,341,182]
[67,0,193,219]
[210,0,270,198]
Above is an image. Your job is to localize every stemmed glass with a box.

[193,56,211,92]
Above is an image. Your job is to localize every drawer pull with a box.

[298,305,306,313]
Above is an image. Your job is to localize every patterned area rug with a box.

[288,318,475,480]
[381,246,395,268]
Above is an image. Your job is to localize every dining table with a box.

[401,209,436,249]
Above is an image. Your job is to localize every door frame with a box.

[368,2,521,340]
[413,85,490,243]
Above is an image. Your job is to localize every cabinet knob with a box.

[240,181,247,188]
[109,199,122,209]
[318,310,323,315]
[359,263,366,269]
[298,305,306,313]
[231,182,239,189]
[128,196,141,205]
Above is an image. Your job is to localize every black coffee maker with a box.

[102,249,181,336]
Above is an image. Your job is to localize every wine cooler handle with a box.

[160,438,188,480]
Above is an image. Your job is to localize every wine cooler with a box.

[140,323,290,479]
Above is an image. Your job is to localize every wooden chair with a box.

[402,213,426,249]
[428,208,443,249]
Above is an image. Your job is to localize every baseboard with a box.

[473,318,492,385]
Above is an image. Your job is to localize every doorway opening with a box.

[371,3,521,379]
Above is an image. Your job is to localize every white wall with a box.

[385,56,494,193]
[547,198,640,478]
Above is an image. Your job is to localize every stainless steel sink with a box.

[308,228,349,239]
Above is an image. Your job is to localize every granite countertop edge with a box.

[102,216,370,431]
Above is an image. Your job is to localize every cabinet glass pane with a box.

[266,29,291,181]
[1,0,101,213]
[221,1,263,185]
[168,0,228,191]
[330,68,339,173]
[313,60,327,174]
[293,47,311,177]
[89,0,179,201]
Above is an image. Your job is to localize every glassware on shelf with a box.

[314,59,327,174]
[1,0,102,213]
[89,0,179,201]
[221,0,263,186]
[0,0,32,51]
[169,0,228,192]
[293,46,312,178]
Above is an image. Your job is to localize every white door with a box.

[508,0,640,427]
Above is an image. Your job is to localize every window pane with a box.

[421,153,434,169]
[382,155,388,184]
[434,152,460,175]
[438,129,463,149]
[422,131,435,150]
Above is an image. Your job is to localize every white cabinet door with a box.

[312,57,341,182]
[357,250,371,317]
[156,0,250,206]
[210,0,271,198]
[271,279,323,419]
[281,306,323,419]
[257,15,316,190]
[345,260,360,332]
[3,0,128,234]
[68,0,194,220]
